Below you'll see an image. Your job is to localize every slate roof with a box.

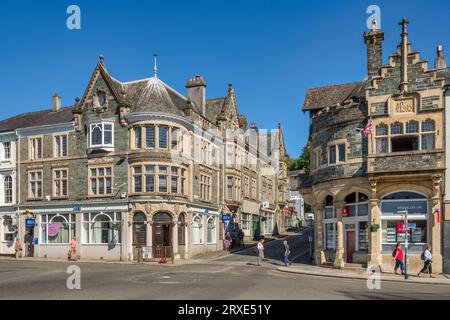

[121,78,188,116]
[302,81,367,111]
[436,67,450,85]
[0,106,75,133]
[205,97,225,123]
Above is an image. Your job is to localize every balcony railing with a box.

[367,149,444,174]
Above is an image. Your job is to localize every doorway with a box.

[152,212,172,258]
[132,212,147,261]
[25,227,34,257]
[346,230,355,263]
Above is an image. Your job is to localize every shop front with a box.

[0,213,18,255]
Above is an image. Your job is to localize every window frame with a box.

[89,166,113,197]
[28,170,43,199]
[88,121,114,150]
[53,168,68,198]
[29,136,43,160]
[54,134,68,158]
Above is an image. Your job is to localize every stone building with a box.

[0,56,288,260]
[300,19,449,273]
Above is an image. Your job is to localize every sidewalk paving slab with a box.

[277,264,450,285]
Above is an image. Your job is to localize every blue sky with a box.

[1,0,450,157]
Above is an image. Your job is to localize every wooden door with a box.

[346,230,355,263]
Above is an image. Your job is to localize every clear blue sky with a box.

[1,0,450,157]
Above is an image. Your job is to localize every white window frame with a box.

[82,212,122,244]
[29,136,43,160]
[53,168,68,198]
[28,170,43,199]
[207,217,216,244]
[88,121,114,151]
[54,134,68,158]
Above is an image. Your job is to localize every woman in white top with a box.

[257,239,264,266]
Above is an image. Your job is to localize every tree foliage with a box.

[287,144,310,173]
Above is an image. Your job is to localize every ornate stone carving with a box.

[92,87,108,113]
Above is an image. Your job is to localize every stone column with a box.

[173,220,180,260]
[313,204,325,265]
[430,175,443,273]
[368,178,382,268]
[333,201,345,268]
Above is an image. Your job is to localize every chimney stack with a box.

[363,19,385,78]
[52,93,61,112]
[435,45,447,69]
[186,75,206,116]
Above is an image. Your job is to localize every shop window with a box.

[344,192,369,217]
[132,212,146,245]
[207,217,216,244]
[325,223,336,250]
[192,216,203,244]
[40,214,76,244]
[358,222,369,251]
[83,212,122,244]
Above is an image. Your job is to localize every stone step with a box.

[321,262,367,269]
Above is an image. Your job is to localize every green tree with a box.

[287,144,310,173]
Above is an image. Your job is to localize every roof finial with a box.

[153,53,158,78]
[399,17,410,92]
[99,54,104,64]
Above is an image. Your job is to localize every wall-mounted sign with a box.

[381,200,427,215]
[389,96,416,116]
[221,213,231,222]
[25,218,35,228]
[73,205,81,213]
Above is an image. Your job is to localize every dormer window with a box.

[88,121,114,152]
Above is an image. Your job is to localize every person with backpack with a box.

[418,245,434,278]
[392,242,405,275]
[282,240,292,267]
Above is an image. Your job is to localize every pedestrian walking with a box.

[238,229,245,249]
[283,240,292,267]
[224,232,232,253]
[257,239,264,266]
[418,245,434,278]
[14,238,23,259]
[392,242,405,275]
[68,236,78,261]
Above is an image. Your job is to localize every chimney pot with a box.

[435,45,446,69]
[52,93,61,112]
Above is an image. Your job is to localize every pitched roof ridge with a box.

[307,81,362,92]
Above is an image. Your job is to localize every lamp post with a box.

[398,210,409,279]
[307,216,313,261]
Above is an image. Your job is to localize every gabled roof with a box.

[302,81,366,111]
[0,106,75,133]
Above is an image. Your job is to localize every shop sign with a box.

[396,222,410,234]
[73,205,81,213]
[221,213,231,222]
[381,200,427,215]
[25,218,35,228]
[48,223,61,237]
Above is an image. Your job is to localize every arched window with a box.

[324,195,336,250]
[92,214,113,244]
[344,192,369,217]
[207,217,216,244]
[390,122,403,135]
[133,212,147,245]
[97,91,106,106]
[406,120,419,133]
[153,212,172,223]
[40,213,75,244]
[91,125,103,145]
[178,214,186,245]
[324,195,334,219]
[380,191,428,253]
[375,124,388,136]
[192,216,203,244]
[4,176,12,204]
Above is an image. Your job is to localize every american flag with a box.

[356,120,373,136]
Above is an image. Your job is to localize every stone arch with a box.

[335,185,371,203]
[376,183,432,199]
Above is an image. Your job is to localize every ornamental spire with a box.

[399,17,410,92]
[153,53,158,78]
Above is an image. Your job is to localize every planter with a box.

[370,224,380,232]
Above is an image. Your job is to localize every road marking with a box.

[159,281,181,284]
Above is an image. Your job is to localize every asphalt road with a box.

[0,229,449,300]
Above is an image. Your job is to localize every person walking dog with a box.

[283,240,292,267]
[418,245,434,278]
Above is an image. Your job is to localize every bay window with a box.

[132,164,187,196]
[89,122,114,151]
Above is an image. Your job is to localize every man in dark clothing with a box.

[238,229,245,249]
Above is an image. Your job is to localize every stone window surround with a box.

[200,173,212,202]
[251,177,257,200]
[88,165,113,197]
[327,139,347,166]
[28,135,43,160]
[226,175,241,202]
[261,176,273,203]
[2,175,13,204]
[374,118,437,153]
[28,169,43,199]
[311,146,322,172]
[52,167,68,199]
[243,175,250,198]
[130,121,183,152]
[1,141,11,160]
[53,134,69,158]
[130,162,188,197]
